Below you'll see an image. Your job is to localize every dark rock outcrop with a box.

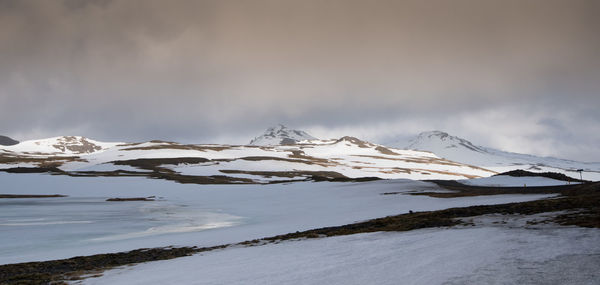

[0,135,18,146]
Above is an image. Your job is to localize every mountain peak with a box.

[407,131,486,153]
[334,136,372,147]
[249,125,317,146]
[418,130,450,138]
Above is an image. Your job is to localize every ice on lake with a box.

[0,197,240,258]
[0,172,554,264]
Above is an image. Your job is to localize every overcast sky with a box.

[1,0,599,161]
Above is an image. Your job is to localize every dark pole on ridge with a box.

[577,169,583,182]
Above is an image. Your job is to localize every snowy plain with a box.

[0,173,554,265]
[83,224,600,285]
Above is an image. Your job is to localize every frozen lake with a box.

[0,197,240,261]
[0,173,554,264]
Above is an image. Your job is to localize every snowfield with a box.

[2,130,598,182]
[2,136,121,155]
[404,131,600,181]
[82,221,600,285]
[0,135,497,180]
[0,173,553,265]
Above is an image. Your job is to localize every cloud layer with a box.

[1,0,599,161]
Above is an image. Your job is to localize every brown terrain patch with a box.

[239,156,334,167]
[497,169,586,183]
[0,154,85,168]
[106,197,155,202]
[287,150,336,166]
[115,142,142,147]
[0,167,64,174]
[335,136,372,148]
[352,155,495,174]
[379,168,412,174]
[51,136,102,154]
[415,169,481,179]
[412,180,575,198]
[219,169,309,179]
[112,157,210,170]
[375,146,400,155]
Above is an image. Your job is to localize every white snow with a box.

[459,175,575,187]
[1,133,500,179]
[404,131,600,181]
[82,223,600,285]
[3,136,121,155]
[2,131,598,181]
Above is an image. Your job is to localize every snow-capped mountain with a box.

[2,136,120,155]
[406,131,600,180]
[2,129,597,183]
[249,125,317,146]
[0,135,18,146]
[0,132,495,182]
[407,131,487,155]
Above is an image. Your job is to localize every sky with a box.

[1,0,599,161]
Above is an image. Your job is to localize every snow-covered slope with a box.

[249,125,317,146]
[85,225,600,285]
[4,130,595,182]
[2,136,120,155]
[405,131,600,181]
[0,134,495,181]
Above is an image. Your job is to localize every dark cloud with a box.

[0,0,598,160]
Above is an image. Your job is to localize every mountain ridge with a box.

[1,129,598,182]
[405,130,600,180]
[0,131,494,181]
[0,135,18,146]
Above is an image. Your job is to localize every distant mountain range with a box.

[1,127,598,182]
[404,131,600,180]
[0,135,18,146]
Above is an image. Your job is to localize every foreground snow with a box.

[0,173,552,264]
[459,175,576,187]
[83,222,600,285]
